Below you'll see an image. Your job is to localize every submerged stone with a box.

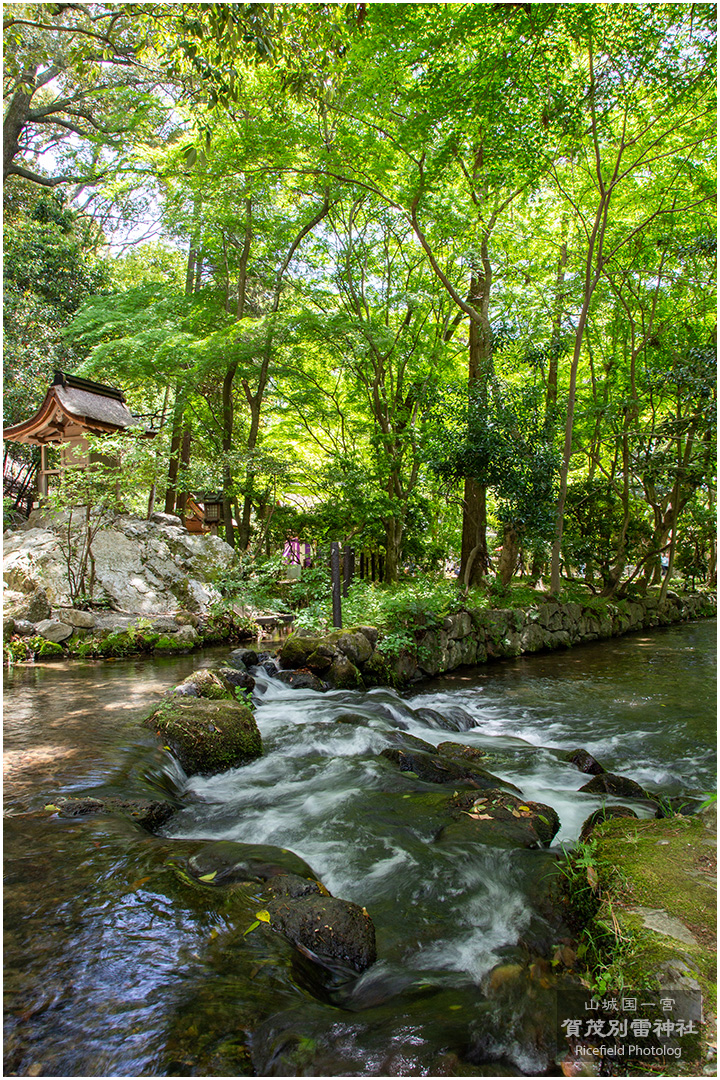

[51,796,175,832]
[381,747,521,794]
[188,840,320,885]
[144,697,262,777]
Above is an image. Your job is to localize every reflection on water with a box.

[3,622,716,1076]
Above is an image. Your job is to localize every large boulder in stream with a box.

[565,748,606,775]
[436,790,560,849]
[144,697,262,777]
[185,840,377,975]
[265,894,377,974]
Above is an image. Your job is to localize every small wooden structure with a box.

[184,492,225,535]
[3,370,144,499]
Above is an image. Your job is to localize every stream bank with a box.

[4,621,716,1076]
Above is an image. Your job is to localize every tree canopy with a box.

[4,2,716,596]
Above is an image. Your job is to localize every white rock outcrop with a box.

[3,510,236,615]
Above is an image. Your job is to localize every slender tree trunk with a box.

[460,268,492,586]
[546,213,569,417]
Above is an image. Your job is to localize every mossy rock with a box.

[29,636,64,660]
[144,697,262,777]
[278,634,322,669]
[154,633,194,655]
[170,669,238,701]
[326,654,364,689]
[362,649,400,688]
[436,789,560,849]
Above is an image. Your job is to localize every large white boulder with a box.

[3,511,236,615]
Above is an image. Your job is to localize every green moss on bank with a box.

[563,812,717,1075]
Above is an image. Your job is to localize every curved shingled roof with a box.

[4,371,142,445]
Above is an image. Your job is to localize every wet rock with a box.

[266,894,376,973]
[188,840,320,885]
[381,747,521,793]
[436,790,560,848]
[265,874,325,900]
[579,772,647,799]
[580,805,638,841]
[228,647,258,668]
[275,669,326,692]
[415,705,476,732]
[382,730,438,755]
[437,741,488,765]
[263,659,280,676]
[215,665,255,693]
[51,796,175,832]
[144,697,262,777]
[12,619,36,637]
[566,748,606,776]
[168,669,237,700]
[34,618,73,643]
[326,655,364,690]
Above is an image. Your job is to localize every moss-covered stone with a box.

[170,669,237,700]
[278,634,322,669]
[564,812,717,1073]
[144,697,262,777]
[326,654,364,689]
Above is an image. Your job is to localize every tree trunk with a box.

[460,479,488,585]
[384,515,403,583]
[459,267,493,586]
[497,524,520,587]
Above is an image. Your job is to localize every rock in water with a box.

[266,894,377,973]
[143,697,262,777]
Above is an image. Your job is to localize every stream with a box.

[3,620,716,1077]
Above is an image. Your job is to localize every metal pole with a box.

[331,541,342,628]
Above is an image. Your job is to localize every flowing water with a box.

[3,621,716,1077]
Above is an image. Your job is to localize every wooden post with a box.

[331,542,342,628]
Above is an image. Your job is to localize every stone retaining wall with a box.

[279,592,717,689]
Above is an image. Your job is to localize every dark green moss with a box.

[144,697,262,777]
